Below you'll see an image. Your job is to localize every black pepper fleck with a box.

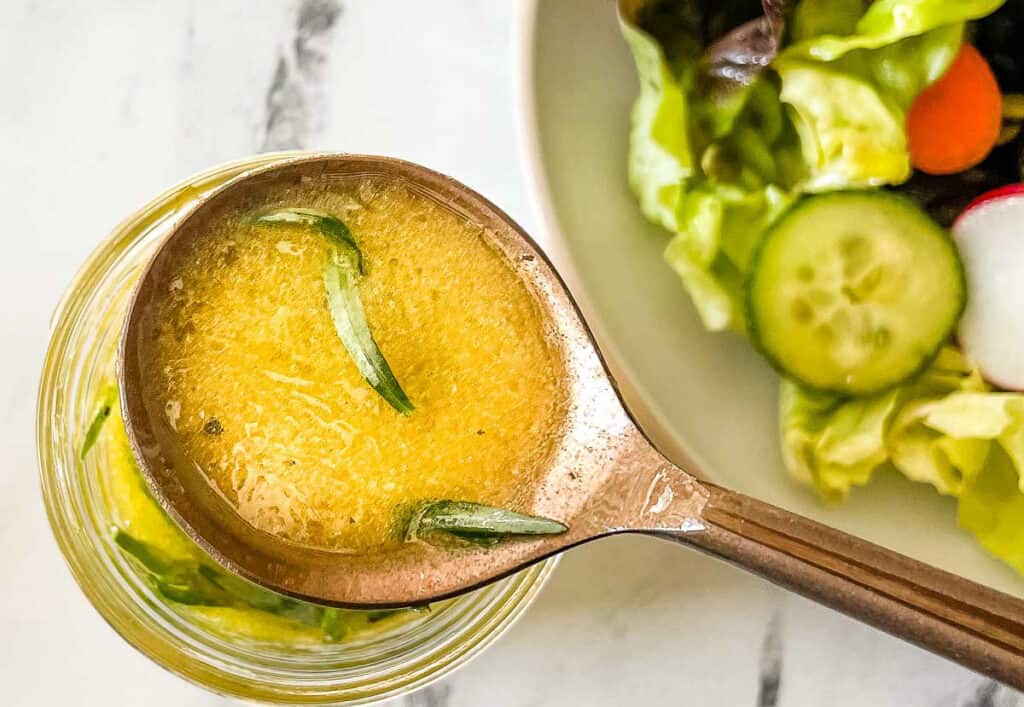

[202,418,224,435]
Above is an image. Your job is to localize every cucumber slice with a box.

[747,191,965,395]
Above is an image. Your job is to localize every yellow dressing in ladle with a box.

[141,176,567,553]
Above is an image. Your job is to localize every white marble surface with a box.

[1,1,1021,705]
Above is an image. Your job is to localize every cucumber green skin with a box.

[745,190,967,397]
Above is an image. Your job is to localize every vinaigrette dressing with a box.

[144,178,567,552]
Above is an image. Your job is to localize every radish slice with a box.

[957,184,1024,223]
[954,185,1024,390]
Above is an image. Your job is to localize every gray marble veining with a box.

[262,0,342,151]
[757,612,784,707]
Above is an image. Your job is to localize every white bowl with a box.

[516,0,1023,597]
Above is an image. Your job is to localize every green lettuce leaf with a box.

[781,347,981,498]
[784,0,1005,61]
[789,0,863,43]
[621,17,696,232]
[776,61,912,189]
[780,379,898,501]
[781,348,1024,574]
[665,182,792,330]
[622,2,802,331]
[959,450,1024,575]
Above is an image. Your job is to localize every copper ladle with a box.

[119,153,1024,688]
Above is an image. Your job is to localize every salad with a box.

[621,0,1024,573]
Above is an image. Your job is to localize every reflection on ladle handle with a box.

[654,482,1024,690]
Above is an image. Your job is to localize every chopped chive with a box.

[405,501,568,546]
[80,384,117,458]
[250,207,413,415]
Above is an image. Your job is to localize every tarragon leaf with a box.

[113,529,232,606]
[116,528,328,618]
[251,207,413,415]
[405,501,568,546]
[249,207,363,273]
[113,527,178,575]
[323,254,414,415]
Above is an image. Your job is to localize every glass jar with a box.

[36,153,557,705]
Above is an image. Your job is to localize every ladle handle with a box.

[656,482,1024,689]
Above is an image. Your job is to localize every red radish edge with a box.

[955,184,1024,226]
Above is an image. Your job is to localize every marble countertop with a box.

[1,1,1020,705]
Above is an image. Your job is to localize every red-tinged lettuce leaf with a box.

[703,0,788,93]
[624,0,789,99]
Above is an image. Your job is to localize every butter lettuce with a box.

[621,13,696,232]
[781,349,1024,574]
[666,183,793,330]
[780,378,898,502]
[789,0,863,42]
[785,0,1006,61]
[776,62,911,189]
[959,451,1024,574]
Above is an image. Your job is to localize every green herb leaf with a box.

[81,384,117,458]
[323,255,414,415]
[250,207,414,415]
[199,565,328,625]
[405,501,568,545]
[444,530,502,548]
[197,564,283,611]
[113,529,232,606]
[152,576,234,607]
[249,207,363,272]
[113,528,178,575]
